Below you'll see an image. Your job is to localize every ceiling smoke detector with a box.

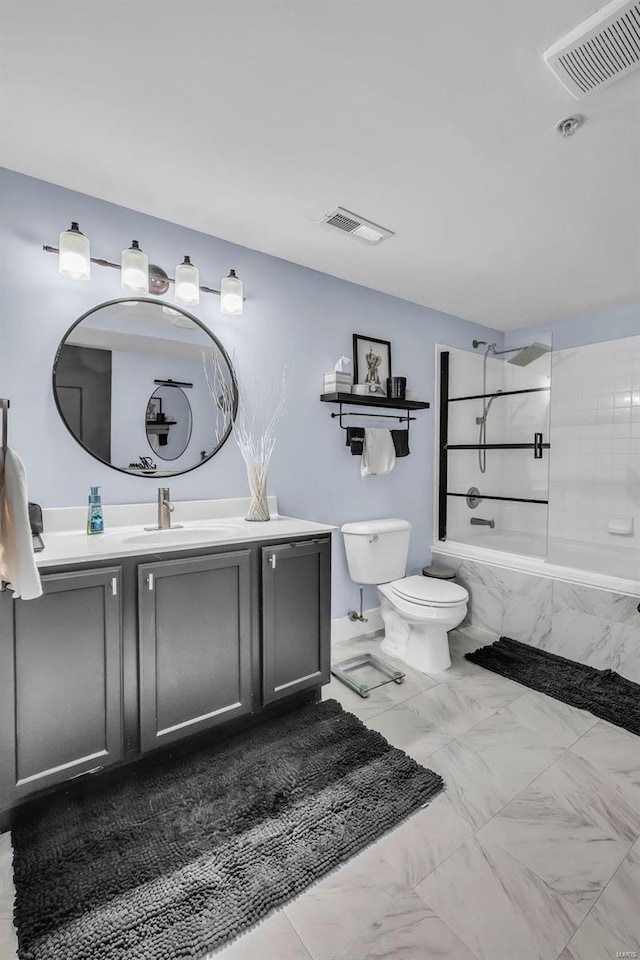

[317,207,394,245]
[555,114,585,137]
[543,0,640,99]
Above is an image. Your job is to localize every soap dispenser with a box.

[87,486,104,535]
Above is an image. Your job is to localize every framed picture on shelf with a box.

[146,397,162,421]
[353,334,392,396]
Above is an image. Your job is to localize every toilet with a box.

[341,519,468,673]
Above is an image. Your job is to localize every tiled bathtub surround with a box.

[549,335,640,550]
[431,552,640,683]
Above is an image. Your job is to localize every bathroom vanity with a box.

[0,499,333,825]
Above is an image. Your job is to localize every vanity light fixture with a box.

[58,222,91,281]
[174,255,200,306]
[220,269,244,316]
[46,228,245,312]
[121,240,149,294]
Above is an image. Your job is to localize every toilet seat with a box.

[389,575,468,607]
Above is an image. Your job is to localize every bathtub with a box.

[431,535,640,683]
[434,531,639,597]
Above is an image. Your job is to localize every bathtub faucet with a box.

[470,517,495,529]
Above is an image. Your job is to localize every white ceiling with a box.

[1,0,639,331]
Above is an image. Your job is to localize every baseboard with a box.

[331,607,383,645]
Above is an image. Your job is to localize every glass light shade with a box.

[174,255,200,305]
[220,269,243,316]
[58,222,90,280]
[121,240,149,294]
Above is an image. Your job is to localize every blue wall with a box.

[507,302,639,351]
[0,167,503,616]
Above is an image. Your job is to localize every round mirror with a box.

[145,384,192,461]
[53,298,237,477]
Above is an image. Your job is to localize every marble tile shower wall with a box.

[549,335,640,548]
[431,552,640,683]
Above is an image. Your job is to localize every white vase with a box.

[245,461,270,521]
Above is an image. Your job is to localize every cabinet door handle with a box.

[147,573,154,591]
[111,577,118,596]
[269,555,277,569]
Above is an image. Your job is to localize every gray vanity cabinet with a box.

[0,567,123,810]
[137,550,253,751]
[261,538,331,704]
[0,532,331,825]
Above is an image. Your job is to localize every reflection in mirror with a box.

[53,299,237,477]
[145,384,193,461]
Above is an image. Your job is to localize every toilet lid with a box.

[390,575,468,606]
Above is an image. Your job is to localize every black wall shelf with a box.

[154,378,193,389]
[320,392,430,411]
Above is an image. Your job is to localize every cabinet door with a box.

[0,567,123,810]
[138,551,252,752]
[262,538,331,705]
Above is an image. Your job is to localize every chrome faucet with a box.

[470,517,495,529]
[158,487,174,529]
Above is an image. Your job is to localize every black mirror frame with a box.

[52,297,238,478]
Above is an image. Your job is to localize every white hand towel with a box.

[361,427,396,478]
[0,448,42,599]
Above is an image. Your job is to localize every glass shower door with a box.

[438,334,552,558]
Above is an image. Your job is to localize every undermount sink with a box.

[123,524,248,545]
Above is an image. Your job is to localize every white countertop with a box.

[36,497,335,568]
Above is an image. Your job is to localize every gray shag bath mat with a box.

[12,698,443,960]
[466,636,640,736]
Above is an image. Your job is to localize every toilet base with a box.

[378,593,458,674]
[381,625,451,673]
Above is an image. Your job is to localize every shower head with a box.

[506,342,551,367]
[472,339,498,352]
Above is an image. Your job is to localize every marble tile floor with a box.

[1,625,639,960]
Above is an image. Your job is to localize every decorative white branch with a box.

[204,349,287,519]
[203,349,234,448]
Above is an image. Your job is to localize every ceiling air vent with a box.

[317,207,394,245]
[544,0,640,99]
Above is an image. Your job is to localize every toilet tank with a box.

[341,518,411,584]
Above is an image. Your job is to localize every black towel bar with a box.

[331,410,416,428]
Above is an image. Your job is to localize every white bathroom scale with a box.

[331,653,405,698]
